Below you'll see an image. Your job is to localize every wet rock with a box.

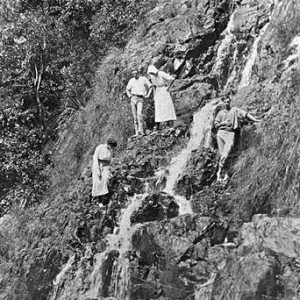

[175,148,218,199]
[130,192,179,224]
[130,215,228,299]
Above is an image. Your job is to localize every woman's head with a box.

[147,65,158,75]
[107,137,118,149]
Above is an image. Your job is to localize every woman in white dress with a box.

[92,138,117,207]
[147,65,177,129]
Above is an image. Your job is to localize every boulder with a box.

[129,214,228,299]
[130,192,179,224]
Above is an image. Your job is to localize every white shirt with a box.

[126,76,152,97]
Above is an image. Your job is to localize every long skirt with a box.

[92,164,110,197]
[154,86,177,123]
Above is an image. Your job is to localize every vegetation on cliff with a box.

[0,0,156,299]
[1,0,300,299]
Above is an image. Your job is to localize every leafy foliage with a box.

[0,104,49,213]
[0,0,156,211]
[0,1,157,299]
[90,0,156,51]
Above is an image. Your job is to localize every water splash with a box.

[163,102,216,214]
[107,195,144,253]
[239,23,269,88]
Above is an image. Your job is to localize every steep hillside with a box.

[1,0,300,299]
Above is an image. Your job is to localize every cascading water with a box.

[88,102,216,299]
[238,1,284,89]
[224,45,239,90]
[163,101,216,215]
[50,101,217,300]
[212,9,237,87]
[238,22,269,88]
[84,194,145,300]
[49,256,76,300]
[213,11,236,72]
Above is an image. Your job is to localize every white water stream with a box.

[163,102,216,215]
[50,8,248,300]
[85,194,145,300]
[238,0,284,89]
[49,256,76,300]
[238,22,269,88]
[51,100,216,300]
[212,10,237,77]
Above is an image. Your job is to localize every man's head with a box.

[222,94,231,109]
[132,69,139,79]
[107,137,118,150]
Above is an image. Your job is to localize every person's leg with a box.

[219,131,235,181]
[216,132,225,181]
[136,99,144,134]
[167,120,174,128]
[131,97,138,135]
[154,122,160,131]
[100,194,110,206]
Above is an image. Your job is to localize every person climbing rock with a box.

[92,138,117,208]
[214,94,259,182]
[147,65,177,130]
[126,66,152,136]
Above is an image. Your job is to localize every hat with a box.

[147,65,158,75]
[107,137,117,148]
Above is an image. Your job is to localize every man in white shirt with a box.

[126,67,152,135]
[214,95,259,182]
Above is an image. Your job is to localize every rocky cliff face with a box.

[25,0,300,299]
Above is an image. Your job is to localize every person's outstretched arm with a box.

[247,113,259,123]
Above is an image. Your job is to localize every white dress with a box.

[150,71,177,123]
[92,144,112,197]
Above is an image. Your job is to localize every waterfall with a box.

[50,100,217,300]
[239,0,284,89]
[212,10,237,82]
[49,256,75,300]
[85,194,145,300]
[163,102,216,214]
[238,23,269,88]
[224,45,239,90]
